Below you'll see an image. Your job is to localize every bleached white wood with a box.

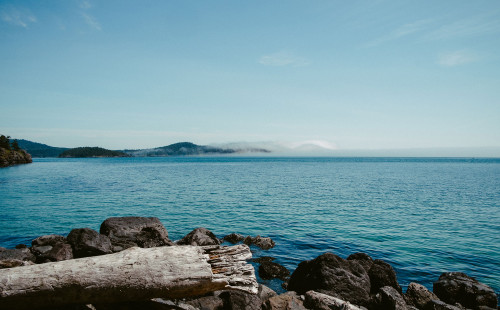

[0,245,257,309]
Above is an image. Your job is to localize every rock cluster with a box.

[0,217,498,310]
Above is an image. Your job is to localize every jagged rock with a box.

[0,247,36,263]
[67,228,113,258]
[218,290,263,310]
[244,235,275,250]
[404,282,440,309]
[347,252,374,272]
[433,272,498,310]
[100,217,173,251]
[304,290,366,310]
[263,291,307,310]
[31,234,73,263]
[251,256,276,264]
[287,252,371,307]
[369,259,402,294]
[372,286,408,310]
[259,261,290,280]
[177,227,221,246]
[223,233,245,244]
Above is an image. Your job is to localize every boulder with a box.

[287,252,371,307]
[368,259,402,294]
[372,286,408,310]
[404,282,440,309]
[0,247,36,263]
[259,261,290,280]
[304,290,366,310]
[223,233,245,244]
[67,228,113,258]
[244,235,275,250]
[433,272,498,310]
[218,290,263,310]
[263,291,307,310]
[177,227,220,246]
[347,252,374,272]
[258,284,278,303]
[100,217,173,251]
[31,234,73,263]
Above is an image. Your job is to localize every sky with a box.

[1,0,499,155]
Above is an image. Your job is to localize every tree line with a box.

[0,135,21,151]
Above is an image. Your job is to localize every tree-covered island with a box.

[0,135,33,168]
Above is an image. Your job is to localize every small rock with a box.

[244,235,275,250]
[177,227,221,246]
[404,282,439,309]
[100,217,173,250]
[259,261,290,280]
[369,259,402,294]
[263,291,307,310]
[223,233,245,244]
[67,228,113,258]
[258,284,278,304]
[219,290,263,310]
[433,272,498,310]
[304,290,366,310]
[372,286,408,310]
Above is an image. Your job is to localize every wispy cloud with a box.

[81,12,101,31]
[437,50,477,67]
[366,19,432,47]
[0,7,37,28]
[424,14,500,40]
[259,51,310,67]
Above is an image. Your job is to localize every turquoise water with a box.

[1,157,499,295]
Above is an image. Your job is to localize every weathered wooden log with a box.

[0,244,257,309]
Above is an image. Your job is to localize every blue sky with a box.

[1,1,499,154]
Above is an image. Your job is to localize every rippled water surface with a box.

[1,157,499,295]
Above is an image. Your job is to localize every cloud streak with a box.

[366,19,431,47]
[82,12,101,31]
[259,51,310,67]
[0,7,37,28]
[424,14,500,40]
[438,50,477,67]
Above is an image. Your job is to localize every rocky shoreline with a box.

[0,217,498,310]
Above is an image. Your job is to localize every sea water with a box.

[1,157,499,295]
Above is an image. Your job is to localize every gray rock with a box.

[347,252,374,272]
[427,299,466,310]
[244,235,275,250]
[263,291,307,310]
[32,234,67,247]
[223,233,245,244]
[372,286,408,310]
[258,284,278,303]
[0,247,36,263]
[259,261,290,280]
[219,290,263,310]
[433,272,498,310]
[287,252,371,307]
[369,259,402,294]
[30,234,73,263]
[404,282,439,309]
[67,228,113,258]
[100,217,173,250]
[177,227,221,246]
[304,290,366,310]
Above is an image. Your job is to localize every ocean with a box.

[1,157,499,295]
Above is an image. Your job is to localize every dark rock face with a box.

[287,252,371,307]
[0,148,32,168]
[67,228,113,258]
[100,217,173,251]
[404,282,440,309]
[244,235,275,250]
[223,233,245,244]
[263,291,307,310]
[219,290,263,310]
[368,259,402,294]
[259,261,290,280]
[372,286,408,310]
[177,227,221,246]
[427,299,465,310]
[347,252,374,272]
[31,234,73,263]
[433,272,498,310]
[184,295,224,310]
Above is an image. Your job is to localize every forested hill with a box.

[58,147,130,158]
[124,142,237,156]
[0,135,32,168]
[17,139,69,158]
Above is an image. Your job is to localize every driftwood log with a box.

[0,244,257,309]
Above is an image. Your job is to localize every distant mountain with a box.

[17,139,69,157]
[59,147,130,158]
[124,142,238,157]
